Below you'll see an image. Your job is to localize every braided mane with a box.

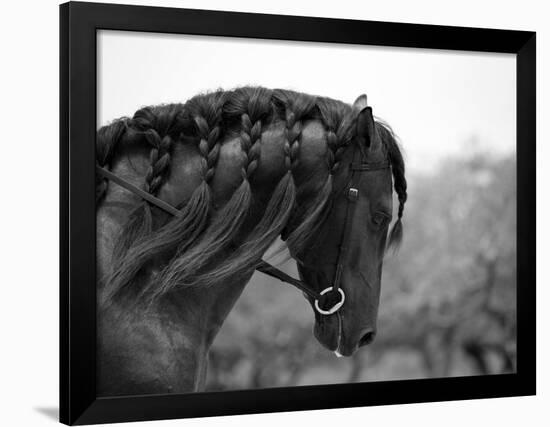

[97,87,406,303]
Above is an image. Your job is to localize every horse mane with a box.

[96,87,407,303]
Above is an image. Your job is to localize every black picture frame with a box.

[60,1,536,425]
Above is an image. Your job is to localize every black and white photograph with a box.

[3,1,543,426]
[96,30,517,395]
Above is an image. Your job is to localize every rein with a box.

[96,155,389,316]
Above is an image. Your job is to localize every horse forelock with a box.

[97,87,405,304]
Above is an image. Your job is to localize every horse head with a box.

[295,95,406,357]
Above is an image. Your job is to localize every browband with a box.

[350,160,390,171]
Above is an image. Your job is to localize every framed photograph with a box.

[60,1,536,425]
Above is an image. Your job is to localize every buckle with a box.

[348,188,358,201]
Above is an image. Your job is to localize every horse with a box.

[95,87,407,396]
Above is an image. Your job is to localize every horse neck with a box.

[96,118,329,394]
[96,149,252,395]
[97,278,251,395]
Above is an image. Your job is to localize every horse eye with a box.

[372,212,389,228]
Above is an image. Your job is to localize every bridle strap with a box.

[351,161,389,171]
[330,157,391,293]
[332,168,359,293]
[97,167,183,218]
[256,260,319,299]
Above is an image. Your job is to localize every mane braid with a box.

[180,87,303,289]
[104,98,225,302]
[96,117,129,202]
[111,106,179,262]
[151,87,274,296]
[378,122,407,250]
[285,97,355,258]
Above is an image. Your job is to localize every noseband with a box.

[96,150,389,316]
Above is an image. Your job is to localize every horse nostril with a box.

[359,330,376,347]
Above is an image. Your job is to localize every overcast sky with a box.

[98,30,515,173]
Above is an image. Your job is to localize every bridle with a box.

[293,147,390,315]
[96,148,389,316]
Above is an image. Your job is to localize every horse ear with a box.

[356,105,381,153]
[353,94,369,110]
